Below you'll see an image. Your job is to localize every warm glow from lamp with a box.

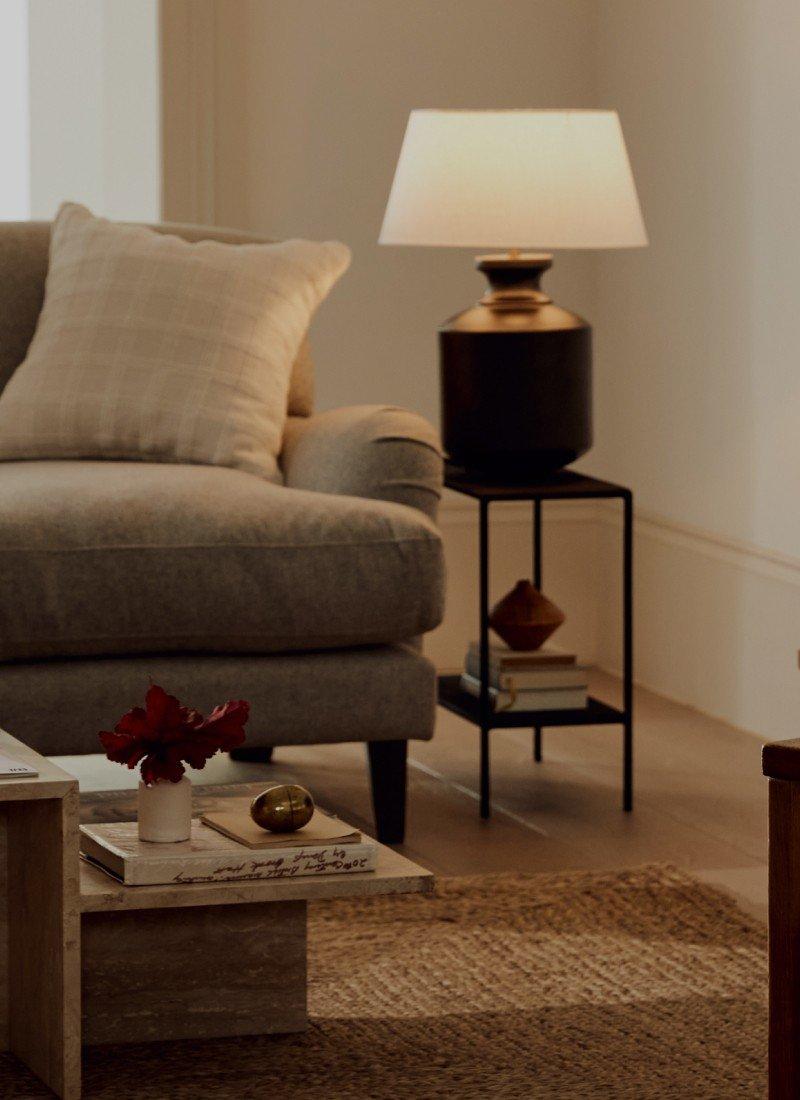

[379,109,647,251]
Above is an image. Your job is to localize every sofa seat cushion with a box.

[0,461,444,661]
[0,646,436,756]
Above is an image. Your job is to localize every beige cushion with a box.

[0,204,349,479]
[0,460,444,662]
[0,220,317,418]
[156,223,316,417]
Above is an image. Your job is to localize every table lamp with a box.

[379,109,647,475]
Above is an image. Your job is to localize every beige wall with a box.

[28,0,159,222]
[0,1,29,219]
[593,0,800,560]
[586,0,800,738]
[592,2,758,546]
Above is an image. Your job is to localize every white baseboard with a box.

[432,495,800,742]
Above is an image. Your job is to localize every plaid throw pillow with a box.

[0,203,350,480]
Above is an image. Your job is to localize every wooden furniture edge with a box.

[763,739,800,782]
[0,779,77,802]
[764,740,800,1098]
[0,732,81,1100]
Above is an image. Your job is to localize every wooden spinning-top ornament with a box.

[250,783,315,833]
[488,579,565,650]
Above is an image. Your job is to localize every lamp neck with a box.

[476,252,554,310]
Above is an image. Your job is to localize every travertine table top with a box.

[80,839,433,912]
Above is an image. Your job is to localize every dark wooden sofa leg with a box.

[367,740,407,845]
[230,745,274,764]
[763,740,800,1099]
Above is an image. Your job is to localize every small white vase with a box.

[137,775,192,842]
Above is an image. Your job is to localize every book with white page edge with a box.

[0,753,38,778]
[80,818,378,886]
[459,672,588,712]
[463,654,589,691]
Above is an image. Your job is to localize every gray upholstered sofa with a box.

[0,221,445,842]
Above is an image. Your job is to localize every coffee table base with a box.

[82,899,307,1045]
[0,737,81,1100]
[0,756,433,1098]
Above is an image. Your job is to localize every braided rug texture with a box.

[1,864,766,1099]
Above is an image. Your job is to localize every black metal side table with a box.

[437,465,633,819]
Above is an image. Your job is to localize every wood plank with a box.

[7,788,81,1100]
[80,841,433,913]
[83,900,306,1044]
[406,675,769,896]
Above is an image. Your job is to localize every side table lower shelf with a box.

[437,674,632,817]
[438,675,625,728]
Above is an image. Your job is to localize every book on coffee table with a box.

[80,818,378,886]
[0,752,38,778]
[200,804,361,849]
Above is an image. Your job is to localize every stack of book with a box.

[460,642,589,712]
[80,803,377,886]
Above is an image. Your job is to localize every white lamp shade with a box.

[379,109,647,250]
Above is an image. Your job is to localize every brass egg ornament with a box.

[250,783,315,833]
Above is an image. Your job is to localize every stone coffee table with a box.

[0,730,433,1099]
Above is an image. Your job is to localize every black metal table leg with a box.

[532,497,543,762]
[623,492,633,811]
[479,499,491,818]
[533,498,542,589]
[479,727,490,818]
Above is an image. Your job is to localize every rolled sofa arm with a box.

[281,405,443,521]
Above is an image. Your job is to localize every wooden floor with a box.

[56,670,768,922]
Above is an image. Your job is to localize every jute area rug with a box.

[1,861,765,1099]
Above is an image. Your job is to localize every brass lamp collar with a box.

[476,251,554,310]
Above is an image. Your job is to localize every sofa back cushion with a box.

[0,204,349,480]
[0,217,316,417]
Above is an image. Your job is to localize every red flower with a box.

[99,685,249,785]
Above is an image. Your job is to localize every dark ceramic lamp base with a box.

[439,253,592,477]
